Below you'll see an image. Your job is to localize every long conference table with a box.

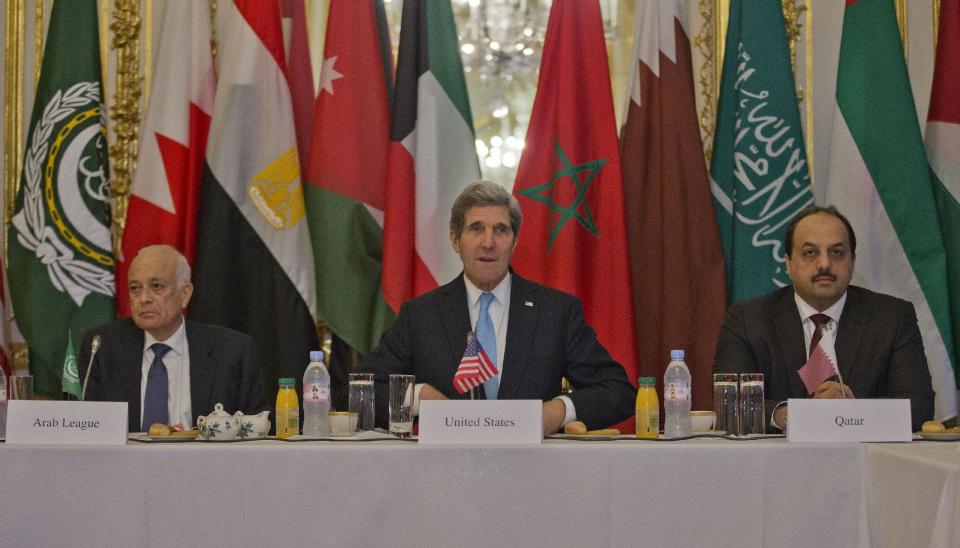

[1,436,958,547]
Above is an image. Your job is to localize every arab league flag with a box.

[304,0,394,354]
[823,0,958,421]
[620,0,726,411]
[926,0,960,408]
[7,0,114,397]
[709,0,813,304]
[382,0,481,312]
[511,0,638,392]
[191,0,318,389]
[117,0,214,316]
[61,332,81,399]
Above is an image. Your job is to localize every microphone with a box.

[81,335,101,400]
[835,367,848,400]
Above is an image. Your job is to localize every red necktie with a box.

[808,314,831,357]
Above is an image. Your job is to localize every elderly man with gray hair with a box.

[80,244,264,433]
[365,181,635,434]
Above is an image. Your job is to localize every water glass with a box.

[739,373,765,435]
[389,374,415,438]
[712,373,739,435]
[348,373,375,432]
[10,375,33,400]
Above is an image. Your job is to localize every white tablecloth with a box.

[1,438,955,547]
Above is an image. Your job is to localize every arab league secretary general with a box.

[363,180,635,435]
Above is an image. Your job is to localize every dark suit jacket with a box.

[713,285,934,431]
[362,272,636,430]
[79,318,265,432]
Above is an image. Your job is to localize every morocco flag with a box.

[382,0,480,312]
[824,0,957,420]
[926,0,960,410]
[305,0,395,354]
[620,0,726,411]
[191,0,318,395]
[512,1,638,393]
[117,1,214,315]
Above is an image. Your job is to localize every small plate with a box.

[550,434,621,441]
[141,434,198,442]
[919,432,960,441]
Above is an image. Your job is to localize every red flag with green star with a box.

[511,0,638,403]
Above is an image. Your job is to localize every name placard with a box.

[418,400,542,445]
[5,401,128,445]
[786,398,911,442]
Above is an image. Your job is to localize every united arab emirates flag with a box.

[824,0,958,420]
[7,0,114,397]
[926,0,960,410]
[511,0,638,397]
[620,0,726,411]
[304,0,394,354]
[191,0,318,397]
[709,0,813,304]
[382,0,480,312]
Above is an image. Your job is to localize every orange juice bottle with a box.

[275,378,299,438]
[635,377,659,439]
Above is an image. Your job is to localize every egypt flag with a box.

[620,0,726,411]
[305,0,394,354]
[191,1,318,393]
[512,1,638,397]
[117,1,214,316]
[823,0,957,420]
[926,0,960,411]
[382,0,481,312]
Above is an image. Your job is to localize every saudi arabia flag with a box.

[823,0,958,421]
[7,0,115,397]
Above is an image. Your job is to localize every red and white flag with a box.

[453,332,499,395]
[117,1,214,315]
[797,328,839,395]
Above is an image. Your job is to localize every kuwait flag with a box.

[620,0,726,411]
[305,0,395,354]
[191,1,318,391]
[512,1,638,392]
[823,0,958,420]
[118,1,214,316]
[382,0,480,312]
[927,0,960,414]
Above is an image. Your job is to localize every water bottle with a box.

[663,349,692,438]
[302,350,330,437]
[0,371,7,439]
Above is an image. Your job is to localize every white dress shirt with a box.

[140,318,192,430]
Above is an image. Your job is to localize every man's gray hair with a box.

[450,180,522,237]
[135,244,192,288]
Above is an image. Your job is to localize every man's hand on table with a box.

[815,381,855,399]
[542,398,566,436]
[419,384,448,401]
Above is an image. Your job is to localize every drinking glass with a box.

[389,374,415,438]
[348,373,375,432]
[9,375,33,400]
[712,373,739,435]
[739,373,765,436]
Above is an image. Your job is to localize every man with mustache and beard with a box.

[713,206,934,432]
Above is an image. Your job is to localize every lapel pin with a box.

[525,301,534,307]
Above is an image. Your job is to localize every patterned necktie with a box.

[808,314,831,357]
[142,343,172,431]
[476,292,499,400]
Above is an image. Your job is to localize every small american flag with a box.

[453,332,499,394]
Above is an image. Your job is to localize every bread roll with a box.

[563,421,588,435]
[148,423,172,436]
[921,420,946,434]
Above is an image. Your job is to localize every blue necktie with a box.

[477,292,499,400]
[142,343,172,431]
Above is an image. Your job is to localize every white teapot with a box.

[196,403,241,440]
[236,410,271,439]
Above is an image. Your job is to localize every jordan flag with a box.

[927,0,960,411]
[117,1,214,315]
[191,1,318,393]
[512,1,638,405]
[382,0,480,311]
[305,0,394,354]
[620,0,726,411]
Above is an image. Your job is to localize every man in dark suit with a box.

[363,181,635,434]
[714,206,934,432]
[80,245,263,433]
